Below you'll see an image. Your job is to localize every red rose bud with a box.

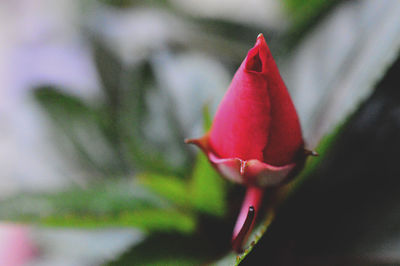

[186,34,314,252]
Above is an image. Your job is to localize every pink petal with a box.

[0,223,36,266]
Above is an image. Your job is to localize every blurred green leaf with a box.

[39,209,195,233]
[202,104,213,131]
[118,61,192,177]
[137,173,189,208]
[98,0,168,9]
[137,104,227,217]
[93,40,122,103]
[189,151,227,217]
[0,179,195,234]
[34,87,124,174]
[35,46,191,177]
[138,151,227,217]
[93,40,132,173]
[93,41,191,176]
[283,0,337,23]
[282,0,341,48]
[34,87,95,117]
[188,105,227,216]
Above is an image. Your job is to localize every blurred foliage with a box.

[0,179,195,233]
[0,106,230,263]
[98,0,166,8]
[282,0,342,48]
[188,106,227,216]
[284,0,339,26]
[138,152,227,217]
[35,40,193,177]
[34,87,126,175]
[189,150,227,216]
[93,40,193,177]
[138,174,188,208]
[0,147,228,234]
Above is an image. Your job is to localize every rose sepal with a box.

[186,134,310,188]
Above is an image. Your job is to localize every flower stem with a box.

[232,186,264,252]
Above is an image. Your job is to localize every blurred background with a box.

[1,0,400,265]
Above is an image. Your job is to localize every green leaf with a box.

[93,40,123,102]
[137,105,227,217]
[0,179,195,234]
[186,105,228,217]
[189,152,227,217]
[118,62,192,177]
[38,209,195,233]
[202,104,213,131]
[137,173,189,208]
[282,0,340,48]
[137,152,228,217]
[33,87,125,175]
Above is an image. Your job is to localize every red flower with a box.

[186,34,313,252]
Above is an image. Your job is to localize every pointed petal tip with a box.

[245,33,269,72]
[184,134,211,153]
[256,33,266,46]
[245,46,263,72]
[184,137,204,148]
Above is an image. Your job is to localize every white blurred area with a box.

[1,0,400,264]
[169,0,287,29]
[0,0,100,198]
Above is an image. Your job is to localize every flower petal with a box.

[209,153,295,187]
[187,136,296,187]
[244,159,296,187]
[208,38,271,161]
[253,34,304,166]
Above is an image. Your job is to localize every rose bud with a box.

[186,34,315,252]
